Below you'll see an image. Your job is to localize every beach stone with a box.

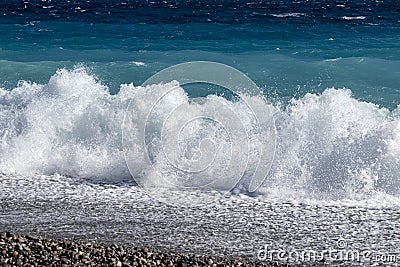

[0,232,278,267]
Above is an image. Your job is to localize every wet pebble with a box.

[0,232,286,266]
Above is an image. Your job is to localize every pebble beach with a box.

[0,232,285,267]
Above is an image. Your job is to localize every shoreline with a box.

[0,232,286,267]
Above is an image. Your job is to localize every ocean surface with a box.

[1,0,400,265]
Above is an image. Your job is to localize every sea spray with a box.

[0,67,399,201]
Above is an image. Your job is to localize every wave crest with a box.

[0,67,399,201]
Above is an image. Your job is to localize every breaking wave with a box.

[0,67,399,200]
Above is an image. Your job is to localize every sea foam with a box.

[0,67,399,201]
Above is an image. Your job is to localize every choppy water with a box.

[1,0,399,265]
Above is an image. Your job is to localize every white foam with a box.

[324,57,342,62]
[265,89,400,201]
[0,67,132,181]
[271,13,305,18]
[342,16,366,20]
[130,61,146,66]
[0,67,399,203]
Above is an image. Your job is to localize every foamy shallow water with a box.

[1,174,399,265]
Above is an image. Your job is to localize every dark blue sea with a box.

[0,0,400,265]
